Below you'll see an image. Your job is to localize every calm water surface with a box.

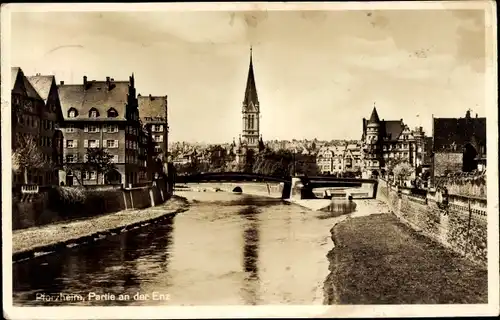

[13,192,356,306]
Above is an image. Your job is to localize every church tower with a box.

[241,47,261,152]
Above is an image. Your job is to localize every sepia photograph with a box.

[1,1,498,319]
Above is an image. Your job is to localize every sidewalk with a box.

[324,212,488,304]
[12,196,190,261]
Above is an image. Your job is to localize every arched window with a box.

[68,108,78,118]
[89,108,99,118]
[107,108,118,118]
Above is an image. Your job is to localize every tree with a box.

[208,145,227,172]
[393,161,414,186]
[84,147,116,184]
[243,149,256,173]
[12,134,50,184]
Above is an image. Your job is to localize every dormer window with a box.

[68,108,78,118]
[107,108,118,118]
[89,108,99,118]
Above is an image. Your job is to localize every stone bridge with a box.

[175,172,378,199]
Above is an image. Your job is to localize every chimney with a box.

[60,80,64,85]
[138,93,141,97]
[106,76,114,90]
[476,113,478,118]
[466,109,471,118]
[83,75,88,87]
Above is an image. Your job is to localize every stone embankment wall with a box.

[377,179,487,267]
[434,172,486,199]
[12,179,171,230]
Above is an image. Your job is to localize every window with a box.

[106,124,118,133]
[65,154,76,163]
[84,171,97,180]
[89,108,99,118]
[88,139,98,148]
[107,108,118,118]
[111,155,119,163]
[154,135,163,143]
[87,125,99,133]
[68,108,78,118]
[66,140,77,148]
[106,140,118,148]
[66,124,75,133]
[154,145,161,153]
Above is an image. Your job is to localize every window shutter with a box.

[103,126,107,133]
[75,140,78,148]
[84,125,88,132]
[103,139,108,148]
[84,140,88,148]
[96,140,100,147]
[115,140,119,148]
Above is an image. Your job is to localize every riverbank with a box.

[324,211,488,304]
[12,196,190,262]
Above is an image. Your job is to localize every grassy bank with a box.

[324,213,488,304]
[12,196,190,261]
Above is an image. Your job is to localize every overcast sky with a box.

[10,7,488,143]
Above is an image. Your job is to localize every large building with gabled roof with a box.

[57,74,147,186]
[11,67,64,188]
[431,110,486,177]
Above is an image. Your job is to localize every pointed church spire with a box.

[368,104,380,124]
[243,46,259,107]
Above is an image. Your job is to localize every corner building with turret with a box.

[361,106,429,178]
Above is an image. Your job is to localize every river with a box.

[13,191,356,306]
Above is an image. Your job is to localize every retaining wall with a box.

[377,179,487,267]
[12,179,171,230]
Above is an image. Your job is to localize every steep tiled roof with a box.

[11,67,21,90]
[368,107,380,124]
[26,75,55,102]
[58,81,131,121]
[138,95,167,121]
[433,117,486,152]
[381,120,404,141]
[23,77,42,100]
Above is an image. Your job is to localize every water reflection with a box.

[239,205,261,305]
[13,217,174,306]
[317,200,357,219]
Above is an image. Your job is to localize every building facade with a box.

[316,143,363,175]
[361,106,427,178]
[11,67,64,187]
[57,75,145,186]
[431,110,486,177]
[138,94,169,178]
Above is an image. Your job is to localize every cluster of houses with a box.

[316,143,363,176]
[359,106,486,183]
[11,67,169,189]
